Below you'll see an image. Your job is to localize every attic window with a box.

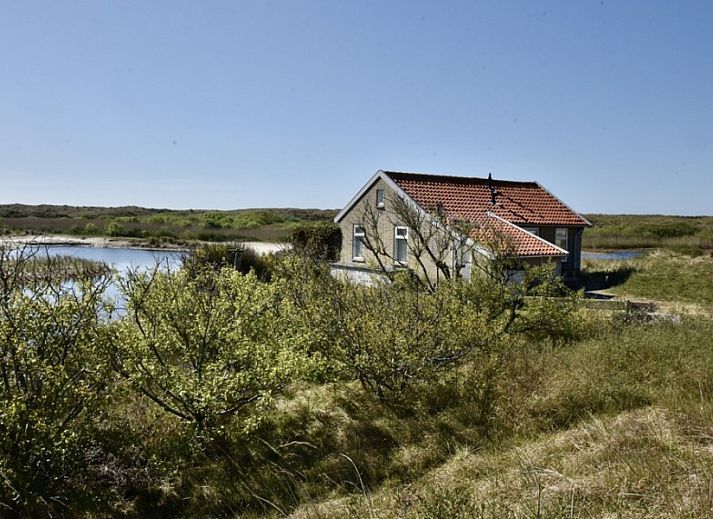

[523,226,539,236]
[376,189,385,209]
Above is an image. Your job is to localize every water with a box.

[42,245,187,312]
[43,245,185,272]
[581,250,642,261]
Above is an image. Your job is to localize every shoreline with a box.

[0,235,290,256]
[0,234,188,251]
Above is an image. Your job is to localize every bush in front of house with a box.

[290,221,341,260]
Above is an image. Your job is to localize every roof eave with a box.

[485,211,570,256]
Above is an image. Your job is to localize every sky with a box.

[1,1,712,215]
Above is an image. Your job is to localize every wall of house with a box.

[517,224,585,277]
[336,177,444,282]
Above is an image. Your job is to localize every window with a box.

[394,226,408,264]
[523,226,539,236]
[352,225,366,261]
[376,189,385,208]
[555,228,568,262]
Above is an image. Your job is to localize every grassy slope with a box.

[198,253,713,519]
[281,317,713,519]
[582,251,713,307]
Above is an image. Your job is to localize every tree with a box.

[106,220,124,237]
[112,267,308,440]
[0,243,112,515]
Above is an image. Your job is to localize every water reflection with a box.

[42,245,187,315]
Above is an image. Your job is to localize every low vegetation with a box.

[0,204,337,245]
[583,213,713,254]
[1,238,712,517]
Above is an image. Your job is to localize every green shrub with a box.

[181,243,233,276]
[291,221,341,260]
[106,220,124,237]
[0,245,113,515]
[114,268,310,438]
[84,222,99,235]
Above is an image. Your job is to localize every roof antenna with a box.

[488,172,497,205]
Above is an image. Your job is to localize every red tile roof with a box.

[385,171,590,227]
[472,213,568,258]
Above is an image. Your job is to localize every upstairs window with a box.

[376,189,385,209]
[353,225,366,261]
[555,228,568,262]
[394,226,408,264]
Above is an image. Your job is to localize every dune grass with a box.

[582,251,713,306]
[281,317,713,518]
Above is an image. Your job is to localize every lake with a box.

[581,250,643,261]
[43,245,185,272]
[41,246,187,311]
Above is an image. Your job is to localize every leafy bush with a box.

[181,243,234,276]
[106,220,124,237]
[0,245,113,515]
[113,268,309,439]
[278,258,580,403]
[291,221,341,260]
[84,222,99,235]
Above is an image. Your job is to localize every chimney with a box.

[488,173,497,205]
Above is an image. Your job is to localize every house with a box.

[332,170,591,286]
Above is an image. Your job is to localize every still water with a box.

[44,245,187,311]
[581,250,642,261]
[44,245,185,272]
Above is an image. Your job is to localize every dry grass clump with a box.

[293,407,713,518]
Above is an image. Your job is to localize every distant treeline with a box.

[583,214,713,254]
[0,204,338,244]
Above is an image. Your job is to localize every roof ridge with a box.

[383,170,538,186]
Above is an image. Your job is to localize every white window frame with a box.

[523,226,539,236]
[394,225,408,265]
[376,189,385,209]
[352,224,366,261]
[555,227,568,263]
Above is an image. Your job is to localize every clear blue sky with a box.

[1,1,712,214]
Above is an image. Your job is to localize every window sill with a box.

[352,257,365,263]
